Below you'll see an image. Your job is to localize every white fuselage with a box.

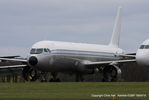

[32,41,125,54]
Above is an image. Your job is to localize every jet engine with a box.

[102,65,121,82]
[75,61,94,74]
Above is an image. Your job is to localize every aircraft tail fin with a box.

[109,7,122,48]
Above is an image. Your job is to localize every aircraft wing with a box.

[0,56,20,58]
[0,58,27,63]
[83,59,136,68]
[0,65,26,69]
[117,54,136,58]
[126,53,136,55]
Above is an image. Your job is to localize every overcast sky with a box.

[0,0,149,57]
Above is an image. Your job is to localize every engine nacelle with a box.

[75,61,94,74]
[102,65,121,82]
[113,65,122,77]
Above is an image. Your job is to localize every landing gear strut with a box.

[39,72,51,82]
[50,73,60,82]
[22,66,39,81]
[75,73,84,82]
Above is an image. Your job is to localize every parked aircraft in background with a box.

[0,7,147,82]
[136,39,149,66]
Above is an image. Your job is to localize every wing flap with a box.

[116,54,136,58]
[83,59,136,66]
[0,58,27,63]
[0,56,20,58]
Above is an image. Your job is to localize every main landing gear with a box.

[75,73,84,82]
[22,66,39,81]
[49,73,61,82]
[22,66,61,82]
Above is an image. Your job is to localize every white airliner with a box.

[0,7,146,82]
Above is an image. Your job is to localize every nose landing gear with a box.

[75,73,84,82]
[22,66,61,82]
[22,66,39,81]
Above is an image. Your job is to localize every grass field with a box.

[0,82,148,100]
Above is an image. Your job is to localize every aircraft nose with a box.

[29,56,38,66]
[136,50,149,66]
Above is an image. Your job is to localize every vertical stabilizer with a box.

[109,7,122,48]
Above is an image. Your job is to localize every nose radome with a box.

[29,56,38,66]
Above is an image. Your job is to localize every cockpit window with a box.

[139,45,149,49]
[30,48,50,54]
[140,45,145,49]
[145,45,149,49]
[47,48,51,53]
[30,49,36,54]
[36,49,43,54]
[30,48,43,54]
[44,48,48,52]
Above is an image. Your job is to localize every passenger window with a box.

[140,45,145,49]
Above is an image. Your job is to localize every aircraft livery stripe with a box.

[51,49,121,59]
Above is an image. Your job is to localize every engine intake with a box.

[102,65,121,82]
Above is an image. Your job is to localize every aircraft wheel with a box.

[50,78,54,82]
[56,78,61,82]
[50,78,61,82]
[75,73,84,82]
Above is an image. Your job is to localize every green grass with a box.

[0,82,148,100]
